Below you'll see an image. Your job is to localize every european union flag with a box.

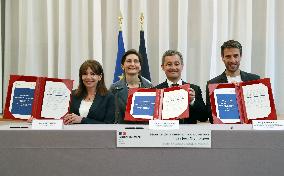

[139,30,151,81]
[113,30,125,83]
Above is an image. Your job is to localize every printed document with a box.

[9,81,36,119]
[41,81,71,119]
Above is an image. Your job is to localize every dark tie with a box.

[171,83,179,87]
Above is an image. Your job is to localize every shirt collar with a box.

[166,79,183,87]
[226,75,242,83]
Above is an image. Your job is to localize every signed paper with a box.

[41,81,71,119]
[162,89,188,119]
[242,83,271,119]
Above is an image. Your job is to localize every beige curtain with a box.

[0,1,2,112]
[2,0,284,114]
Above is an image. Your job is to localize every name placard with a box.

[252,120,284,130]
[117,129,211,148]
[149,120,179,130]
[32,119,63,130]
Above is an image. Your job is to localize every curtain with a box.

[2,0,284,114]
[0,1,2,112]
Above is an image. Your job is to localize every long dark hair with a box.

[75,59,108,97]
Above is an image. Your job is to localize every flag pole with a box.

[140,13,144,31]
[118,14,123,31]
[139,12,151,81]
[113,13,126,83]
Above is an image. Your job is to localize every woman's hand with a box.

[63,113,83,125]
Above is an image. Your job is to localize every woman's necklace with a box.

[85,93,96,101]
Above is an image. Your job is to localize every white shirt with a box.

[79,100,93,118]
[227,75,242,83]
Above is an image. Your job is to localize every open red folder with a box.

[124,84,190,122]
[209,78,277,124]
[4,75,73,120]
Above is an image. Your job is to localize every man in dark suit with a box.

[206,40,260,123]
[155,50,208,124]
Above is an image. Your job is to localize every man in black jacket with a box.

[206,40,260,123]
[156,50,208,124]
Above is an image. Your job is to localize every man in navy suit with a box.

[206,40,260,123]
[155,50,208,124]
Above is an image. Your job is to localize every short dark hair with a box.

[75,59,108,97]
[121,49,143,65]
[221,40,242,57]
[161,50,184,65]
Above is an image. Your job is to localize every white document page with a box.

[242,83,271,119]
[9,81,36,119]
[161,89,188,119]
[41,81,71,119]
[130,92,156,119]
[214,88,240,123]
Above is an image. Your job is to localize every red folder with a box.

[209,78,277,124]
[208,83,239,124]
[4,75,73,120]
[124,84,190,122]
[237,78,277,123]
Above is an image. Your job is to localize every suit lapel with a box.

[220,71,228,83]
[162,80,169,88]
[73,96,83,115]
[182,81,188,85]
[86,94,102,119]
[240,71,249,82]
